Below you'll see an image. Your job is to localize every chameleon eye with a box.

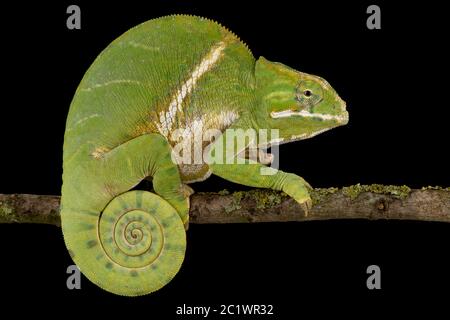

[304,89,312,97]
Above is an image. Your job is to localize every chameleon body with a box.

[61,15,348,296]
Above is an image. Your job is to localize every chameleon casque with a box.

[61,15,349,296]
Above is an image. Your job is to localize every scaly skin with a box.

[61,15,348,296]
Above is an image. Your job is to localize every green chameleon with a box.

[61,15,348,296]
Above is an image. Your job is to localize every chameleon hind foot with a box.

[181,184,195,197]
[179,184,194,230]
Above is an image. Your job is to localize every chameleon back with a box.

[64,15,255,165]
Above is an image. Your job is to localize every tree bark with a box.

[0,185,449,226]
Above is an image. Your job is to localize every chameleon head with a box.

[255,57,348,144]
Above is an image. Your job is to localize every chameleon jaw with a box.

[270,108,349,124]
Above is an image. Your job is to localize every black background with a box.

[0,0,448,317]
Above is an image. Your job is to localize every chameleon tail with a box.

[61,190,186,296]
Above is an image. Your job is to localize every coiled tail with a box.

[61,190,186,296]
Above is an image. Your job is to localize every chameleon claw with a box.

[300,198,313,217]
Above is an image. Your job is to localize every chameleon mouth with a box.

[270,109,349,123]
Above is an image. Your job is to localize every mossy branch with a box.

[0,185,449,226]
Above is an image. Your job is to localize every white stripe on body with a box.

[156,41,227,137]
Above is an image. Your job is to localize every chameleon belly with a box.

[61,15,256,296]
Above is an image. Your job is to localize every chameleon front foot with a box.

[282,174,313,216]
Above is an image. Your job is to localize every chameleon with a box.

[61,14,349,296]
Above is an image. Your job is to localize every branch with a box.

[0,185,449,226]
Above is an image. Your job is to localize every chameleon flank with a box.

[61,15,348,296]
